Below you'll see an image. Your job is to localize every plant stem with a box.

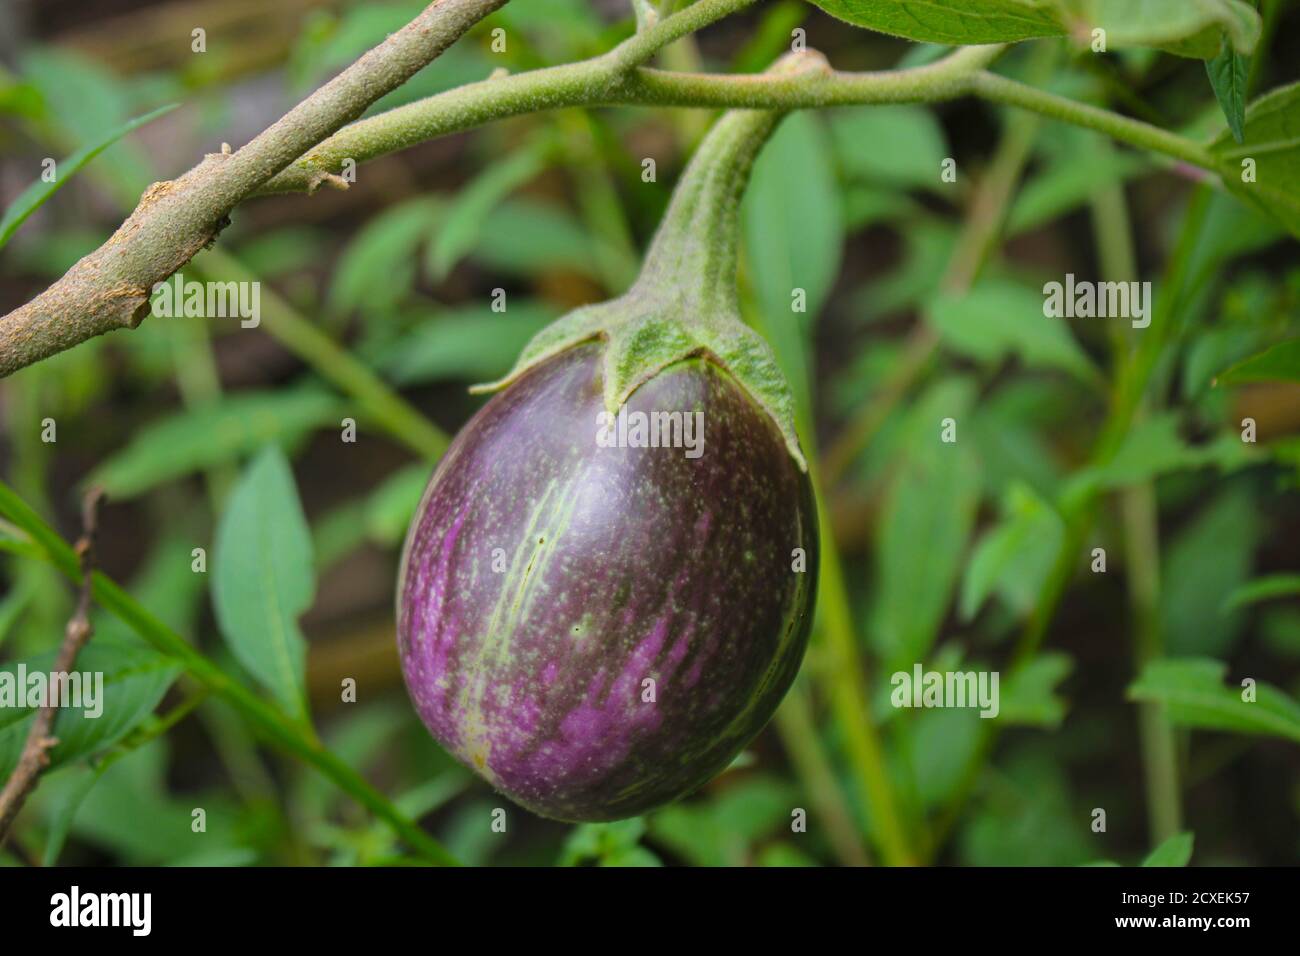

[968,71,1215,170]
[926,187,1215,861]
[260,42,1225,197]
[609,0,759,71]
[773,683,872,866]
[1090,149,1182,844]
[1122,482,1183,843]
[822,71,1043,487]
[192,247,449,461]
[0,480,460,866]
[812,486,916,866]
[261,45,1008,194]
[0,0,508,378]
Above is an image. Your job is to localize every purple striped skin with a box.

[397,344,818,821]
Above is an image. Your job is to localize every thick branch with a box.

[0,488,104,847]
[0,0,507,377]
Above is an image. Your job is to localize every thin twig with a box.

[0,487,105,847]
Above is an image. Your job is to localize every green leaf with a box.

[1160,489,1259,656]
[0,103,176,250]
[1206,33,1249,143]
[0,639,182,780]
[648,777,796,867]
[758,843,819,867]
[470,198,598,278]
[62,739,246,864]
[961,483,1065,620]
[959,753,1094,865]
[212,447,314,720]
[379,300,558,385]
[1216,339,1300,385]
[558,819,658,867]
[871,380,982,667]
[0,577,35,650]
[1007,143,1148,236]
[807,0,1259,56]
[43,765,102,866]
[911,705,985,807]
[1212,82,1300,239]
[18,48,159,198]
[1084,0,1258,58]
[1223,574,1300,612]
[1128,658,1300,743]
[1000,653,1073,727]
[807,0,1062,45]
[743,111,843,418]
[428,142,550,280]
[1069,413,1256,491]
[927,279,1101,386]
[328,197,440,315]
[88,387,344,499]
[828,106,950,192]
[1142,832,1194,867]
[364,464,430,546]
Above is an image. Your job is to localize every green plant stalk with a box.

[0,480,459,867]
[772,682,872,866]
[261,39,1226,197]
[813,486,916,866]
[821,57,1045,487]
[968,72,1215,170]
[1091,153,1182,845]
[192,248,449,460]
[168,321,237,509]
[1121,482,1183,843]
[97,683,211,775]
[927,188,1216,860]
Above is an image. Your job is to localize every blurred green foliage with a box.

[0,0,1298,868]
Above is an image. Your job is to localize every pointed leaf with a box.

[1142,832,1194,867]
[1128,658,1300,743]
[0,103,176,250]
[0,639,182,779]
[1216,338,1300,385]
[212,446,314,719]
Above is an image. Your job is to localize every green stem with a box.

[98,683,211,774]
[927,188,1215,861]
[1122,482,1183,843]
[812,485,916,866]
[192,247,449,461]
[168,321,237,509]
[968,71,1215,170]
[609,0,759,71]
[773,683,872,866]
[822,54,1045,488]
[260,40,1220,196]
[635,104,784,317]
[1090,151,1182,844]
[0,480,459,867]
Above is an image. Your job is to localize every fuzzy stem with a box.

[635,109,781,317]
